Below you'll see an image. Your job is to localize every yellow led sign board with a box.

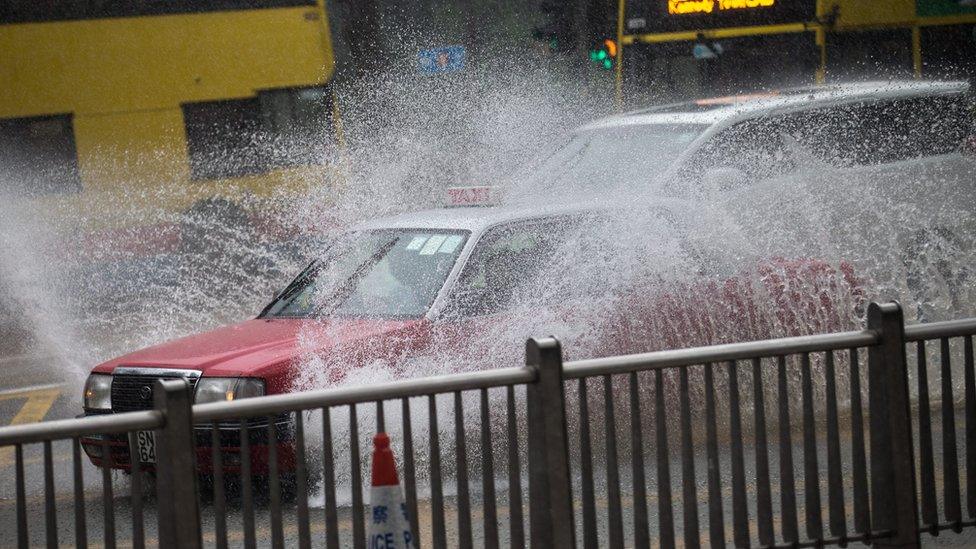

[632,0,815,32]
[669,0,776,15]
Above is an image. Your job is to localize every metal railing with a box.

[1,301,975,548]
[905,316,976,536]
[0,382,188,548]
[558,301,914,548]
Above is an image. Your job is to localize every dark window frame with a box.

[0,113,83,197]
[182,86,335,181]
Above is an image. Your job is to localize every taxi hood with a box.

[92,317,428,382]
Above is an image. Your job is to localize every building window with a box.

[0,114,82,196]
[182,87,335,181]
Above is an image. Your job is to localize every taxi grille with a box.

[111,371,199,413]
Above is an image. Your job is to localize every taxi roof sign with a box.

[446,186,500,207]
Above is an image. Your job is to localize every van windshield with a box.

[509,123,707,198]
[262,229,469,319]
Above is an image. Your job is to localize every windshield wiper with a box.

[314,238,397,317]
[257,260,320,318]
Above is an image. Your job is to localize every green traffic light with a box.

[602,58,613,70]
[589,50,599,61]
[596,49,608,60]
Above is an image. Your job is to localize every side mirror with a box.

[701,166,749,194]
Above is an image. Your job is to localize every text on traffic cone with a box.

[368,432,413,548]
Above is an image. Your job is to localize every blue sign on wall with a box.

[418,46,466,74]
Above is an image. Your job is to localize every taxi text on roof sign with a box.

[446,186,499,207]
[669,0,775,15]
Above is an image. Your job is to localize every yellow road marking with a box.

[0,388,63,467]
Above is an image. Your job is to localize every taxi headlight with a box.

[84,374,112,410]
[194,378,265,404]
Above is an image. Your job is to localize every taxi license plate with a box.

[136,431,156,463]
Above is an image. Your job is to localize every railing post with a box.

[525,337,576,548]
[154,379,202,549]
[868,302,920,548]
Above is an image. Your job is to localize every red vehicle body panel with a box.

[92,317,433,391]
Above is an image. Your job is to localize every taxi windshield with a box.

[510,123,707,197]
[262,229,469,319]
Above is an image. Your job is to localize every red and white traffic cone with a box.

[368,432,414,548]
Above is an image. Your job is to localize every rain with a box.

[1,1,976,547]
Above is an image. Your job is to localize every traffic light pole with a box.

[615,0,626,110]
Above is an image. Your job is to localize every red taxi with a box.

[81,190,861,475]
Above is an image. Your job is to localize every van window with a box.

[684,93,972,187]
[0,114,82,196]
[683,117,798,183]
[511,124,708,199]
[783,95,971,166]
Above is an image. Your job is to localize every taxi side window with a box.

[444,218,574,319]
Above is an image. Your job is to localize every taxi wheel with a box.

[279,472,299,503]
[277,444,324,502]
[197,473,216,502]
[198,472,260,502]
[245,473,299,503]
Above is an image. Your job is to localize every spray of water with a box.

[0,62,609,395]
[1,54,973,511]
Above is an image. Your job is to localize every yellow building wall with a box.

[821,0,976,28]
[820,0,916,29]
[74,110,189,189]
[0,6,335,227]
[1,7,333,116]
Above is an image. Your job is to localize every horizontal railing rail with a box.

[563,328,881,378]
[904,317,976,342]
[193,365,537,422]
[0,380,195,549]
[0,409,163,447]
